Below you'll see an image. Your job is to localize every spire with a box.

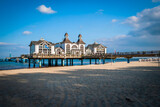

[64,33,68,38]
[62,33,72,43]
[77,34,85,44]
[78,34,82,39]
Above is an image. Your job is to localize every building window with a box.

[39,45,42,49]
[80,45,84,54]
[66,44,70,54]
[72,45,78,49]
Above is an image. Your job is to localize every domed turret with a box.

[62,33,72,43]
[64,33,68,38]
[77,34,85,44]
[78,34,82,39]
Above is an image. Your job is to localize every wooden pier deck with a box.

[20,50,160,68]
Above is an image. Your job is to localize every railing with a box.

[21,50,160,59]
[107,50,160,56]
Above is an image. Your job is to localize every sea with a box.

[0,58,143,70]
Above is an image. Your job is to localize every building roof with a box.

[87,42,107,48]
[62,38,72,43]
[77,39,85,44]
[29,39,54,46]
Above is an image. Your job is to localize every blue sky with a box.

[0,0,160,58]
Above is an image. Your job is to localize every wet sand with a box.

[0,61,160,107]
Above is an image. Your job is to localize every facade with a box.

[29,33,107,55]
[54,33,86,55]
[29,38,55,55]
[85,42,107,55]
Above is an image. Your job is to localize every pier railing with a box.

[108,50,160,55]
[21,50,160,59]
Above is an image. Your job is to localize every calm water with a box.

[0,58,140,70]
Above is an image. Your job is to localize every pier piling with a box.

[81,59,83,65]
[29,59,30,68]
[66,59,68,66]
[55,59,58,66]
[72,59,74,66]
[127,58,130,63]
[39,59,42,68]
[103,59,105,64]
[43,59,44,65]
[61,59,64,66]
[95,59,97,64]
[33,59,35,68]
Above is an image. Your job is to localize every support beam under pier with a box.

[66,59,68,66]
[81,59,83,65]
[43,59,45,65]
[72,59,74,66]
[33,59,36,68]
[127,58,130,63]
[39,59,42,68]
[61,59,64,66]
[29,59,30,68]
[95,59,97,64]
[99,59,101,64]
[55,59,58,66]
[103,59,105,64]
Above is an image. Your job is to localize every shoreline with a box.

[0,61,159,75]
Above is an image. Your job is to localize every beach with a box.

[0,61,160,107]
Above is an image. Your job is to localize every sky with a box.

[0,0,160,58]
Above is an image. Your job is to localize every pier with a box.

[25,50,160,68]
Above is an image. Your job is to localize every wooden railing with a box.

[21,50,160,59]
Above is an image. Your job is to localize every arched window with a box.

[72,45,78,49]
[66,44,70,54]
[80,45,84,53]
[55,48,64,55]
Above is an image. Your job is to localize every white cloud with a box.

[18,46,29,49]
[152,0,160,2]
[124,5,160,37]
[96,6,160,52]
[0,42,15,46]
[112,19,118,23]
[37,5,57,14]
[23,31,32,35]
[96,9,104,15]
[97,34,160,52]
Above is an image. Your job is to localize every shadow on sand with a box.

[0,66,160,107]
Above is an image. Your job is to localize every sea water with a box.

[0,58,140,70]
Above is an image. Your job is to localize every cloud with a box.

[23,31,32,35]
[96,6,160,52]
[123,5,160,37]
[0,42,15,46]
[97,34,160,52]
[152,0,160,2]
[96,9,104,15]
[18,46,29,49]
[112,19,118,23]
[37,5,57,14]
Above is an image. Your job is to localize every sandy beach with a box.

[0,61,160,107]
